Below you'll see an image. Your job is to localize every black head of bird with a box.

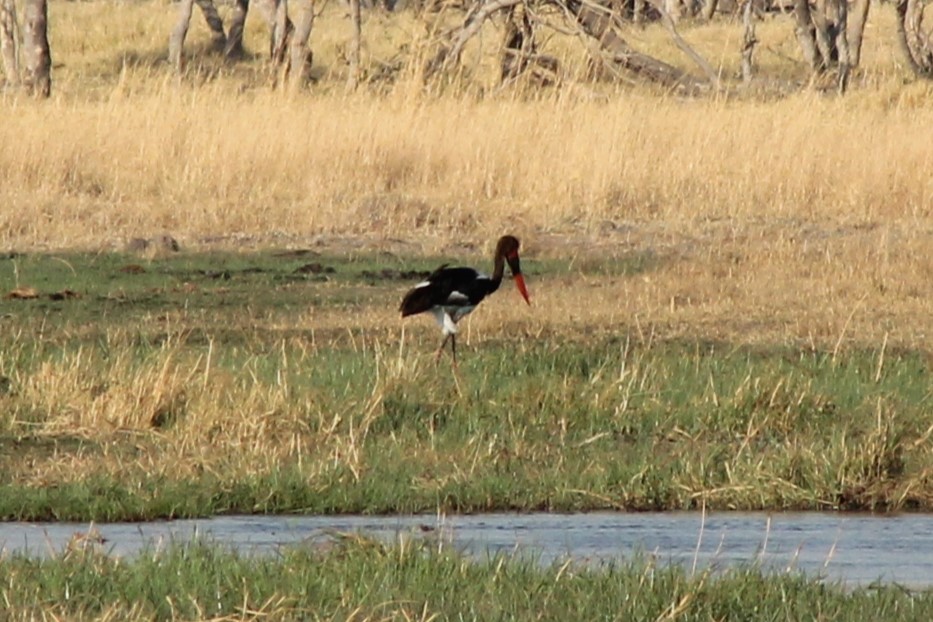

[494,235,531,305]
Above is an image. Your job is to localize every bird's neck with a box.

[491,253,506,284]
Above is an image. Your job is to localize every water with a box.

[2,512,931,588]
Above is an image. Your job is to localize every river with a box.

[2,512,931,588]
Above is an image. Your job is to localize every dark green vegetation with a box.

[3,537,932,621]
[0,250,931,521]
[0,249,441,325]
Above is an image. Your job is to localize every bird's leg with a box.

[450,334,458,369]
[435,334,450,363]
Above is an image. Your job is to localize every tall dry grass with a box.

[3,86,933,250]
[1,2,932,253]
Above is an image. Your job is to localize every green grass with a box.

[1,250,418,321]
[0,248,654,323]
[1,537,931,621]
[0,251,931,521]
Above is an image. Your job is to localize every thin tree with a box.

[1,0,18,85]
[831,0,851,92]
[848,0,870,67]
[348,0,362,90]
[289,0,315,87]
[271,0,291,65]
[169,0,197,71]
[21,0,49,97]
[740,0,756,83]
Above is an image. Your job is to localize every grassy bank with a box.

[1,250,931,520]
[2,537,931,621]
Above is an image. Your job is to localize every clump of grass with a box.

[2,536,932,621]
[2,299,932,520]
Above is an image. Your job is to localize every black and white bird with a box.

[400,235,531,363]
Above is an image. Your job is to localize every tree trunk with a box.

[847,0,870,68]
[794,0,825,72]
[21,0,50,97]
[702,0,719,20]
[272,0,291,65]
[740,0,756,82]
[830,0,850,91]
[224,0,249,59]
[169,0,196,71]
[348,0,362,90]
[254,0,294,65]
[195,0,227,53]
[1,0,18,85]
[810,0,835,68]
[289,0,314,86]
[896,0,933,78]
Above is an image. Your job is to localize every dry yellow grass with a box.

[3,80,932,246]
[2,3,931,248]
[7,336,316,486]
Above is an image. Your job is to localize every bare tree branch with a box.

[425,0,522,78]
[645,0,720,88]
[563,0,709,93]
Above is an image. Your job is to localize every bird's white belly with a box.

[431,305,476,334]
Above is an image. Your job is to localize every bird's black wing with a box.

[400,265,490,317]
[399,264,451,317]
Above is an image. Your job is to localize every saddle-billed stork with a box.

[400,235,531,363]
